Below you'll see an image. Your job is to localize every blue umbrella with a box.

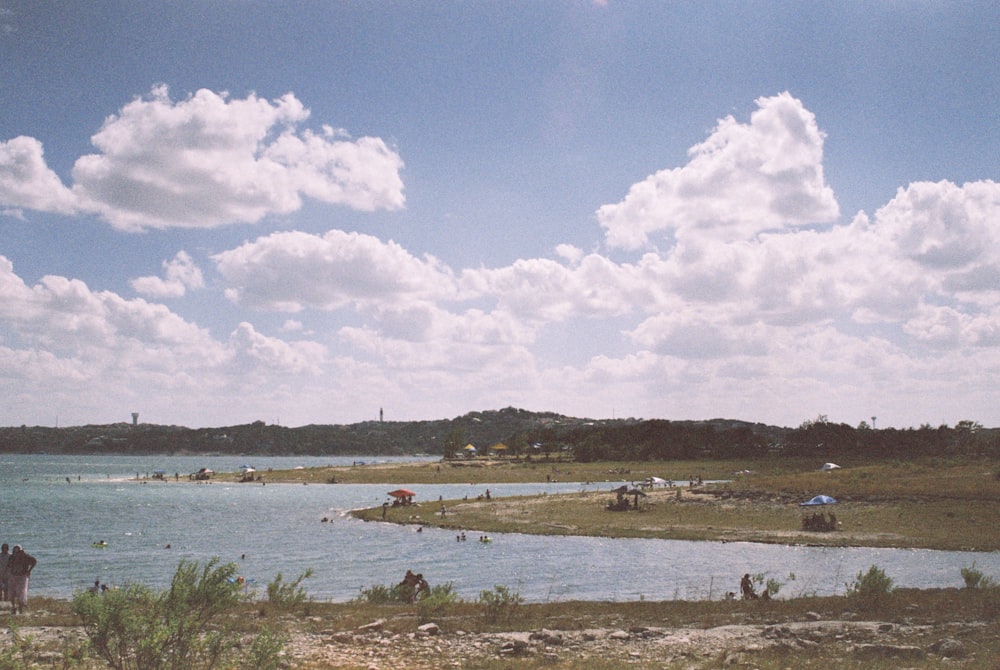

[800,494,837,506]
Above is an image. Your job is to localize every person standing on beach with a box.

[8,545,37,614]
[0,544,9,602]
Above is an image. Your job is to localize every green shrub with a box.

[0,623,41,670]
[240,629,288,670]
[355,583,408,604]
[265,568,314,612]
[416,582,459,621]
[961,563,998,590]
[747,572,783,598]
[477,585,523,622]
[72,558,284,670]
[765,577,783,598]
[846,564,894,604]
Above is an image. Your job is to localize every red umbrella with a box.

[388,489,416,498]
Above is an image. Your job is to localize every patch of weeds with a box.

[265,568,314,614]
[0,623,42,670]
[846,564,894,607]
[72,558,285,670]
[961,563,998,590]
[416,582,459,622]
[477,585,523,623]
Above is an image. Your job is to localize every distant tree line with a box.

[0,410,995,461]
[549,416,997,462]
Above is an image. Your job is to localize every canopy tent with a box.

[643,476,667,487]
[799,494,837,506]
[820,463,841,471]
[388,489,416,498]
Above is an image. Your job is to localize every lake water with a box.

[2,454,997,603]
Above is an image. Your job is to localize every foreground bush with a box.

[355,582,410,604]
[416,582,459,621]
[72,558,285,670]
[265,568,314,614]
[846,564,894,607]
[961,563,999,590]
[477,584,523,622]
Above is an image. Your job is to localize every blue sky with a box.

[1,1,998,429]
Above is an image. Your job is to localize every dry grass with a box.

[350,457,1000,551]
[732,458,1000,500]
[249,458,746,485]
[357,487,1000,551]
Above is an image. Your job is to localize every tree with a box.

[443,428,465,460]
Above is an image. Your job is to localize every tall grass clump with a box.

[416,582,460,622]
[961,563,1000,618]
[846,564,894,607]
[72,558,285,670]
[355,582,407,604]
[961,563,998,590]
[477,585,523,623]
[264,568,314,613]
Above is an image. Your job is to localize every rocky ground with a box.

[275,615,988,668]
[5,612,993,669]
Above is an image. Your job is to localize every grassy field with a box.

[339,456,1000,551]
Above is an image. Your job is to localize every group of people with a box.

[801,511,838,531]
[398,569,430,603]
[0,543,37,614]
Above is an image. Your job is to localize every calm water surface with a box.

[2,455,997,602]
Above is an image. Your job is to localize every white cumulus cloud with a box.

[213,229,457,311]
[597,92,839,249]
[1,86,404,230]
[130,251,205,298]
[0,136,77,215]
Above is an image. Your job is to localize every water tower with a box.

[131,412,139,427]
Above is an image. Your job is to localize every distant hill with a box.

[0,409,993,460]
[0,408,779,457]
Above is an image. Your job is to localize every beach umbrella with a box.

[820,463,841,471]
[645,476,667,486]
[388,489,416,498]
[799,494,837,506]
[627,487,647,507]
